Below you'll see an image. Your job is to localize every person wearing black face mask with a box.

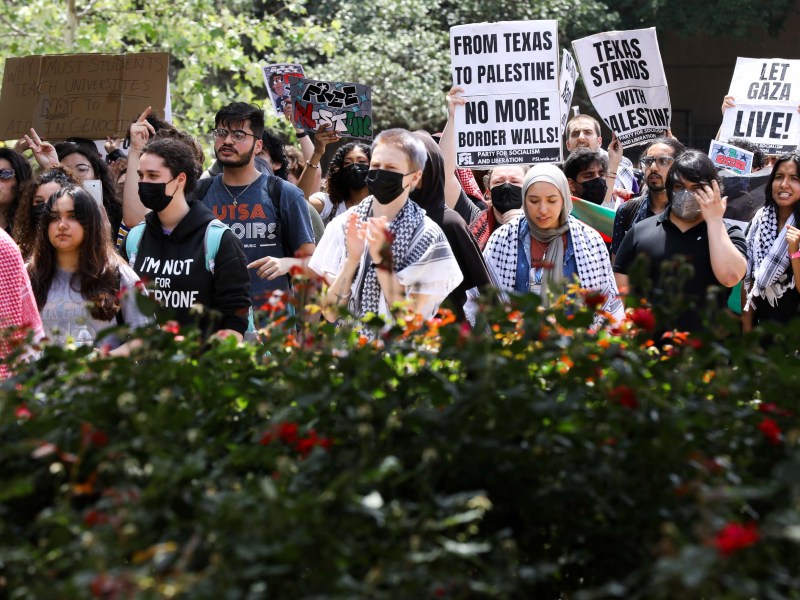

[309,142,372,225]
[309,129,463,325]
[564,148,610,207]
[14,166,77,260]
[470,165,529,251]
[121,138,250,341]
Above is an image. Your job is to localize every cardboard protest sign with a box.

[709,140,754,175]
[450,20,561,168]
[0,52,169,140]
[572,28,670,147]
[558,50,579,136]
[450,20,558,96]
[289,77,372,140]
[719,57,800,155]
[453,92,562,167]
[263,63,305,117]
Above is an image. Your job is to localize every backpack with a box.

[125,219,256,332]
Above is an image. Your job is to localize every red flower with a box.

[758,403,794,417]
[259,431,275,446]
[608,385,638,410]
[629,308,655,331]
[162,320,180,335]
[758,417,782,445]
[14,404,32,419]
[90,430,109,448]
[84,509,110,527]
[714,522,760,557]
[583,292,607,309]
[277,422,299,445]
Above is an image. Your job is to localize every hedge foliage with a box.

[2,289,800,599]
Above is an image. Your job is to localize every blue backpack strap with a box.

[124,222,146,269]
[203,219,228,274]
[203,219,256,334]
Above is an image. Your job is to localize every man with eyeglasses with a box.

[200,102,315,311]
[610,137,686,259]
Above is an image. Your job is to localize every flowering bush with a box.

[1,290,800,598]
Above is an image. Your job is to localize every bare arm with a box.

[122,107,156,227]
[699,181,746,287]
[604,134,622,208]
[296,124,338,200]
[321,213,363,322]
[441,87,466,210]
[787,225,800,294]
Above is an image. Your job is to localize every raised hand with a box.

[23,128,59,170]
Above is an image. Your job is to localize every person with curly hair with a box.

[0,147,33,235]
[309,142,372,225]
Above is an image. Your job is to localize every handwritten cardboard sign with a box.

[719,57,800,155]
[572,28,670,147]
[0,52,169,140]
[289,77,373,140]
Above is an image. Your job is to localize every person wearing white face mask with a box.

[614,150,747,332]
[309,128,463,324]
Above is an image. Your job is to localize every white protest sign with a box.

[719,57,800,155]
[450,20,558,96]
[450,20,560,167]
[709,140,755,175]
[558,50,579,136]
[572,28,670,147]
[453,92,562,167]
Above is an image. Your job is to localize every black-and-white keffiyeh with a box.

[348,197,454,318]
[483,215,624,326]
[744,204,796,310]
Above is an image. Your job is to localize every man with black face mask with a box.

[614,151,747,332]
[563,148,609,207]
[469,165,528,251]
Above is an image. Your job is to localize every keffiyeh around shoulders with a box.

[744,204,796,310]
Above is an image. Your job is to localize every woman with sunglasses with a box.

[27,185,149,355]
[0,148,33,236]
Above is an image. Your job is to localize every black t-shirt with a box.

[613,209,747,330]
[753,274,800,326]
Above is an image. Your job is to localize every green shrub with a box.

[1,290,800,599]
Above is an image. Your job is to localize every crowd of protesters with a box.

[0,56,798,376]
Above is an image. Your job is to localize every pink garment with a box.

[0,229,43,379]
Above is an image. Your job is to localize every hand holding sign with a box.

[129,106,155,153]
[446,86,466,118]
[23,128,59,170]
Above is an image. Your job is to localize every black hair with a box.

[29,185,122,322]
[0,147,34,230]
[261,128,289,180]
[562,148,607,181]
[141,137,199,194]
[665,150,722,198]
[324,142,371,207]
[214,102,265,139]
[727,138,766,171]
[640,137,686,160]
[15,167,77,259]
[764,152,800,210]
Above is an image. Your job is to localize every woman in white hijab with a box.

[483,163,623,327]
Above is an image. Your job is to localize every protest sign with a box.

[558,50,579,136]
[572,28,670,147]
[709,140,754,175]
[289,77,372,140]
[0,52,169,140]
[263,63,305,117]
[450,20,560,168]
[719,57,800,155]
[450,20,558,96]
[453,92,561,167]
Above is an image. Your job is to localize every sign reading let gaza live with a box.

[719,57,800,155]
[572,28,670,147]
[450,20,561,168]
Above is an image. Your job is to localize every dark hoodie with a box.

[411,131,492,321]
[121,201,251,336]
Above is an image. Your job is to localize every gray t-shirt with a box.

[40,264,150,349]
